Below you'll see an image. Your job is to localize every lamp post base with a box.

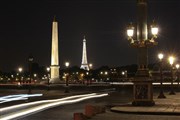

[28,84,32,94]
[64,86,70,93]
[132,101,155,106]
[28,89,32,94]
[169,90,175,95]
[47,85,50,91]
[157,91,166,98]
[132,77,155,106]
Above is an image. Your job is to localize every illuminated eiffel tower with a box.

[80,36,89,71]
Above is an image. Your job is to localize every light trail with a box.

[0,94,43,104]
[0,93,108,120]
[152,82,179,85]
[0,93,96,112]
[109,82,178,85]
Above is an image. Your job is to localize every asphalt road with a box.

[19,88,132,120]
[20,87,180,120]
[1,85,180,120]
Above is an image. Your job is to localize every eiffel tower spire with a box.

[80,36,89,71]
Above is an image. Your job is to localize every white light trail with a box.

[0,94,43,104]
[0,97,28,104]
[0,93,108,120]
[153,82,179,85]
[0,93,96,112]
[109,82,178,85]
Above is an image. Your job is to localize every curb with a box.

[110,106,180,115]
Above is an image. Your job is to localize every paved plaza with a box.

[90,92,180,120]
[111,93,180,115]
[90,111,180,120]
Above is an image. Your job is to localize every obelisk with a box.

[50,17,60,83]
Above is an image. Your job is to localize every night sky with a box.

[0,0,179,72]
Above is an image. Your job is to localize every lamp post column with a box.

[136,0,148,76]
[137,0,148,76]
[169,65,175,94]
[176,64,179,87]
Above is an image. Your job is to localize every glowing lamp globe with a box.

[151,27,158,36]
[127,28,134,37]
[168,56,175,65]
[176,64,179,69]
[158,53,164,60]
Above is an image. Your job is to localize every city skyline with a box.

[0,0,179,72]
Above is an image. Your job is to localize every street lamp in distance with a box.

[168,56,175,95]
[65,62,70,93]
[28,55,34,94]
[176,64,179,86]
[157,53,166,98]
[47,67,50,90]
[89,63,93,69]
[18,67,23,72]
[18,67,23,85]
[88,63,93,84]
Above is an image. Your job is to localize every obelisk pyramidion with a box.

[80,36,89,71]
[50,17,60,83]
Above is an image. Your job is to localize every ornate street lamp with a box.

[126,0,159,106]
[157,53,166,98]
[65,62,70,93]
[176,64,179,86]
[168,56,175,95]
